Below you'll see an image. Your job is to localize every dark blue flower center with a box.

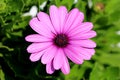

[53,34,69,47]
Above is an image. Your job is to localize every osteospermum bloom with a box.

[25,5,96,74]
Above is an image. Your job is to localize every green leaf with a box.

[12,16,30,30]
[0,68,5,80]
[89,62,104,80]
[103,67,120,80]
[0,43,14,51]
[65,65,84,80]
[61,0,74,10]
[75,0,87,13]
[93,54,120,67]
[0,1,6,12]
[105,0,120,14]
[54,0,74,10]
[108,10,120,24]
[0,53,3,57]
[0,16,4,25]
[105,0,120,24]
[10,31,23,37]
[54,0,61,7]
[5,0,24,13]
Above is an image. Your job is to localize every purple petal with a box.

[49,5,60,33]
[59,6,68,33]
[63,8,79,33]
[64,47,84,64]
[27,42,52,53]
[41,46,58,64]
[69,40,96,48]
[29,49,47,62]
[61,53,70,74]
[53,48,64,70]
[68,22,93,36]
[66,12,84,33]
[69,46,93,60]
[29,18,53,38]
[84,48,95,55]
[69,30,97,39]
[25,34,52,42]
[37,12,56,34]
[46,60,55,74]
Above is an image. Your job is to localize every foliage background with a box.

[0,0,120,80]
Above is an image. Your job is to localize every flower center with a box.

[53,34,69,47]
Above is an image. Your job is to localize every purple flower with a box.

[25,5,96,74]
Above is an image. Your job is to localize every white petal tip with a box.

[47,71,54,74]
[41,59,47,64]
[29,56,39,62]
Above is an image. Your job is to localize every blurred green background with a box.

[0,0,120,80]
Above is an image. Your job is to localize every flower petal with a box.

[29,49,47,62]
[69,46,93,60]
[61,53,70,74]
[27,42,52,53]
[66,45,94,60]
[53,48,64,70]
[29,18,52,38]
[49,5,60,33]
[46,60,55,74]
[68,22,93,36]
[84,48,95,55]
[69,40,96,48]
[59,6,68,33]
[69,30,97,39]
[25,34,52,42]
[41,46,58,64]
[64,47,84,64]
[37,12,56,34]
[63,8,79,33]
[66,12,84,33]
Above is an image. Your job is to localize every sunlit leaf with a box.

[94,54,120,67]
[0,68,5,80]
[65,65,86,80]
[0,43,14,51]
[103,67,120,80]
[89,62,104,80]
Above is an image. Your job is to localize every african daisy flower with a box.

[25,5,96,74]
